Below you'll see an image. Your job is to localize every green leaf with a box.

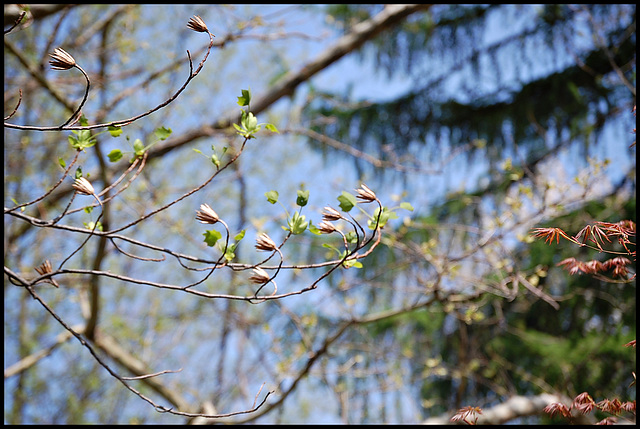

[107,149,123,162]
[322,243,338,252]
[192,148,203,155]
[242,112,258,132]
[154,126,172,140]
[308,222,322,235]
[232,122,246,135]
[337,191,357,212]
[233,110,262,138]
[217,241,236,261]
[68,129,96,150]
[211,154,220,167]
[234,229,246,241]
[342,259,363,269]
[108,125,122,137]
[237,88,251,106]
[84,206,94,214]
[265,190,279,204]
[75,167,83,179]
[339,250,362,269]
[368,207,391,230]
[265,123,279,133]
[288,211,308,235]
[203,230,222,247]
[133,139,145,157]
[84,221,103,231]
[296,190,309,207]
[59,157,66,169]
[400,202,414,211]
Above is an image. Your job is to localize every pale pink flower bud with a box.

[355,183,377,202]
[72,177,95,196]
[249,267,271,285]
[34,260,60,288]
[322,206,343,222]
[195,204,219,224]
[255,232,278,252]
[187,15,209,33]
[49,47,76,70]
[317,221,337,234]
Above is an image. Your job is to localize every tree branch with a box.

[146,4,433,161]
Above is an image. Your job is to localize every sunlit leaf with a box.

[265,190,279,204]
[154,126,172,140]
[400,202,414,211]
[337,191,357,212]
[342,260,363,269]
[203,230,222,247]
[234,229,246,241]
[237,88,251,106]
[107,149,123,162]
[288,211,308,234]
[296,189,309,207]
[133,139,145,156]
[369,207,391,229]
[108,125,122,137]
[308,221,322,235]
[265,123,279,133]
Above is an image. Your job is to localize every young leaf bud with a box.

[195,204,219,224]
[187,15,209,33]
[34,260,60,288]
[49,48,76,70]
[355,183,377,203]
[317,221,337,234]
[72,177,95,196]
[322,206,343,222]
[249,267,271,285]
[255,232,278,252]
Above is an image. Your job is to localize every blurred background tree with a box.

[4,4,635,424]
[306,4,635,424]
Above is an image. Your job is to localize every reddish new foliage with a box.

[545,392,636,424]
[533,216,635,424]
[543,401,572,418]
[450,406,483,425]
[531,227,574,245]
[532,220,635,282]
[574,224,611,250]
[556,256,633,279]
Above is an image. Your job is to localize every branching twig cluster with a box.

[3,14,393,420]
